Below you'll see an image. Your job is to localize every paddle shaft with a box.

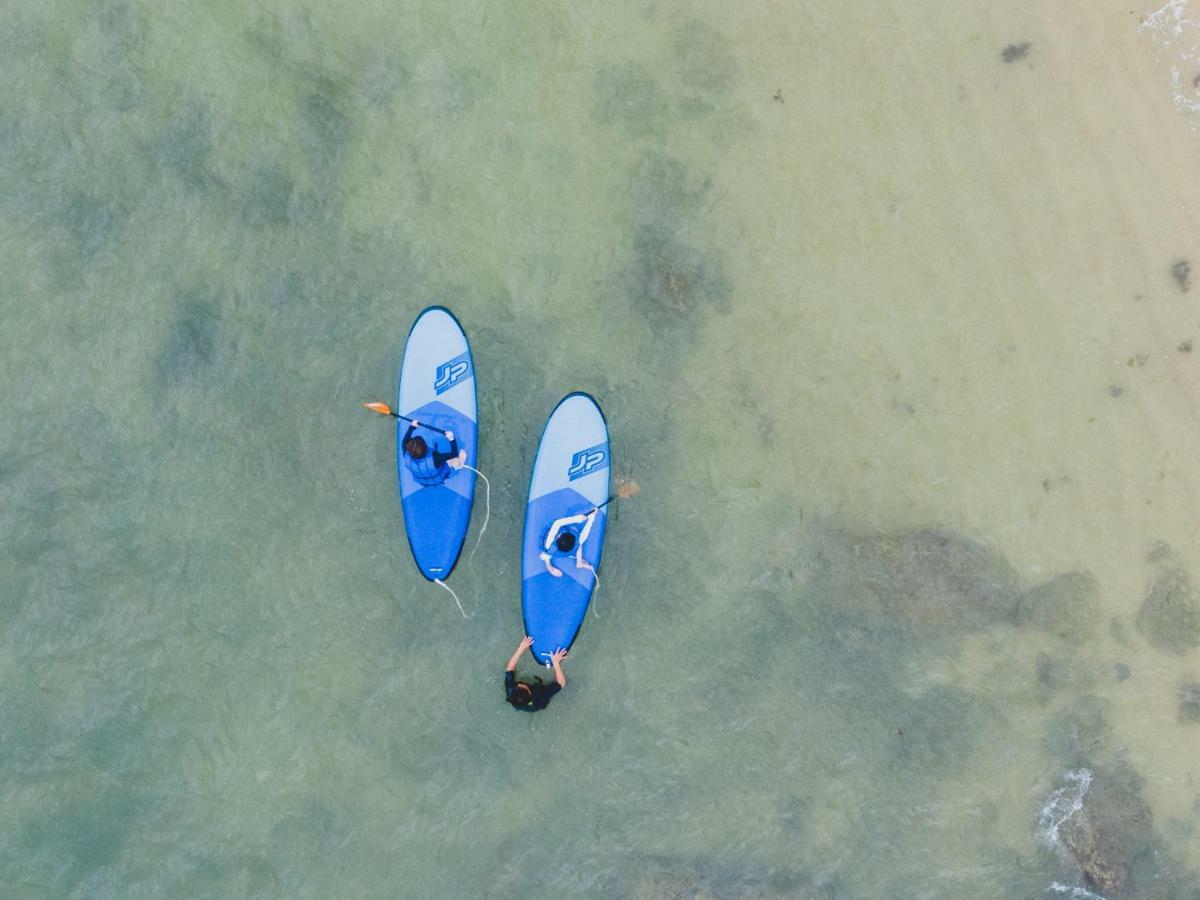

[390,411,447,435]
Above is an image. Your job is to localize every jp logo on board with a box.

[433,352,472,395]
[567,442,609,481]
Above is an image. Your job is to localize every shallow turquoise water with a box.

[4,2,1200,898]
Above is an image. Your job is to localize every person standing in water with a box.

[402,420,467,486]
[504,636,567,711]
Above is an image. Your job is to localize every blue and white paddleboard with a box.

[521,393,610,666]
[398,306,477,581]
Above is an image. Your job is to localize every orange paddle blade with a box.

[363,402,393,416]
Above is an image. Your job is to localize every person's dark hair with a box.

[508,683,533,707]
[404,435,428,459]
[555,532,576,553]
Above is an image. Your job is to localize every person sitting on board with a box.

[402,420,468,486]
[539,508,599,578]
[504,636,567,712]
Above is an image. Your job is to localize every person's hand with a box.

[519,635,534,652]
[550,648,567,667]
[444,430,454,440]
[411,419,420,428]
[549,566,562,578]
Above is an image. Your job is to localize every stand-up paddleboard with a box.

[398,306,477,581]
[522,393,609,666]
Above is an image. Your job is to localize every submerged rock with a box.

[1136,566,1200,654]
[1040,765,1156,897]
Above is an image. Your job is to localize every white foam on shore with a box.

[1141,0,1200,113]
[1037,768,1093,848]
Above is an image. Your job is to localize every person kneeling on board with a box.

[539,509,598,579]
[402,420,467,486]
[504,636,566,712]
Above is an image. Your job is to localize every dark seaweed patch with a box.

[20,790,142,880]
[1037,651,1063,692]
[267,800,352,858]
[808,529,1022,635]
[433,64,489,113]
[623,155,730,318]
[241,163,295,228]
[1001,43,1031,63]
[1179,682,1200,724]
[102,67,142,111]
[358,49,411,108]
[592,63,668,135]
[1136,566,1200,653]
[1172,259,1191,292]
[1017,571,1099,644]
[885,684,975,769]
[301,78,351,171]
[59,191,125,261]
[1146,540,1173,564]
[1043,695,1111,763]
[157,292,221,382]
[674,20,738,95]
[156,103,213,188]
[631,224,729,314]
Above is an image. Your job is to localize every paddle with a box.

[362,402,448,435]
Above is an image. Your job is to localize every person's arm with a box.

[506,635,534,672]
[430,431,461,469]
[401,423,416,446]
[542,514,587,551]
[574,510,597,560]
[550,647,567,688]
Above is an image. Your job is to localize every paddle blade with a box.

[363,402,393,416]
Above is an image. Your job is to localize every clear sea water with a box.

[3,2,1200,898]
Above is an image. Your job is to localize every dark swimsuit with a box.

[504,671,560,712]
[402,424,459,469]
